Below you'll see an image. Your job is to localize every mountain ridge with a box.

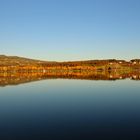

[0,55,140,63]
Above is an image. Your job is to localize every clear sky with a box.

[0,0,140,61]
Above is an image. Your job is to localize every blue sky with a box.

[0,0,140,61]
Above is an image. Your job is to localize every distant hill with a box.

[0,55,47,66]
[0,55,140,67]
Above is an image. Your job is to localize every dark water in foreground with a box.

[0,79,140,140]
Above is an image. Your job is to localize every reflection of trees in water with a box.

[0,70,140,86]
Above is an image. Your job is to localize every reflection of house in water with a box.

[130,73,140,80]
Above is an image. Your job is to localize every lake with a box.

[0,78,140,139]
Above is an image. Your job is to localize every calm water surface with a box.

[0,79,140,139]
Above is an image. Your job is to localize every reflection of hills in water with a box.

[0,70,140,87]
